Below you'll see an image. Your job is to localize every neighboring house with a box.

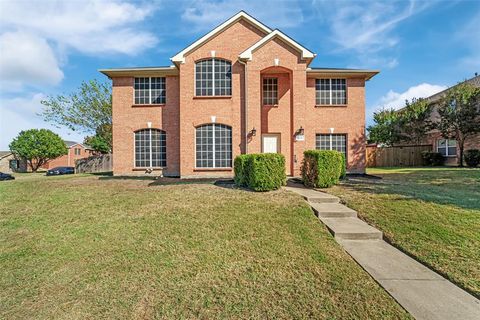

[421,75,480,165]
[42,141,95,169]
[0,151,27,173]
[100,11,379,178]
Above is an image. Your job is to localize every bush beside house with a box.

[421,151,445,166]
[234,154,286,191]
[464,149,480,167]
[301,150,344,188]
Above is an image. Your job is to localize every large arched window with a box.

[195,59,232,96]
[135,129,166,167]
[196,124,232,168]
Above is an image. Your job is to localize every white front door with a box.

[262,134,279,153]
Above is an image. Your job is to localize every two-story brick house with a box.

[100,11,378,178]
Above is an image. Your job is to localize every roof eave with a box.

[306,69,380,81]
[99,66,179,78]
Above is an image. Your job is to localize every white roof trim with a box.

[239,29,316,61]
[170,11,272,64]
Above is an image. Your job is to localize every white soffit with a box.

[239,29,316,61]
[170,11,272,64]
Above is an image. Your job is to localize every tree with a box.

[436,82,480,166]
[41,79,112,152]
[9,129,67,172]
[84,135,110,154]
[367,108,403,146]
[400,98,433,144]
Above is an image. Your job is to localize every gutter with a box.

[238,59,248,154]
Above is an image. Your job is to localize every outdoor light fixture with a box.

[298,126,304,135]
[251,127,257,136]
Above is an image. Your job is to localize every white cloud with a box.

[0,94,84,150]
[181,0,304,31]
[0,0,157,55]
[0,0,158,91]
[0,32,64,91]
[456,11,480,70]
[375,83,448,111]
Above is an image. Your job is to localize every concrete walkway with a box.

[284,183,480,320]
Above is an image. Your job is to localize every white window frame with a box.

[194,58,232,97]
[194,124,232,169]
[133,129,167,168]
[133,77,166,105]
[315,133,347,161]
[316,78,347,105]
[437,139,457,157]
[263,77,278,106]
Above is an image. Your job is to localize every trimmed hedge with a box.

[465,149,480,167]
[233,154,249,186]
[234,153,286,191]
[421,151,444,166]
[301,150,344,188]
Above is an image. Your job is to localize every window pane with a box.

[196,124,232,168]
[135,129,166,167]
[134,77,150,104]
[447,147,457,156]
[195,59,231,96]
[151,77,166,104]
[263,78,278,105]
[316,134,347,159]
[315,79,346,105]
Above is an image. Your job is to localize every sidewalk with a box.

[285,183,480,320]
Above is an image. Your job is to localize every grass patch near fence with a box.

[325,167,480,297]
[0,174,409,319]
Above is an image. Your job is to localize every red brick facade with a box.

[103,12,378,177]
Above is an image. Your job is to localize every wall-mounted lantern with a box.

[295,126,305,141]
[250,127,257,137]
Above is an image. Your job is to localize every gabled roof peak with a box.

[239,29,316,61]
[171,11,272,64]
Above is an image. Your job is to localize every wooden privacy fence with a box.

[366,145,432,167]
[75,153,112,173]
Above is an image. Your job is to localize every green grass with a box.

[0,174,409,319]
[325,167,480,297]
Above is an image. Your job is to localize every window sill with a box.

[263,104,279,107]
[315,104,348,108]
[133,167,165,171]
[132,104,165,107]
[193,96,232,99]
[194,167,232,172]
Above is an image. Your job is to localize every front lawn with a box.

[0,174,409,319]
[325,167,480,297]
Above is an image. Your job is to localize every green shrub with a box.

[421,151,444,166]
[234,153,286,191]
[464,149,480,167]
[301,150,343,188]
[233,154,249,186]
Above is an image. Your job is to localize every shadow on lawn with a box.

[341,168,480,211]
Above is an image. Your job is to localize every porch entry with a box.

[262,134,280,153]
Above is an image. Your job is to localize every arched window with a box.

[195,59,232,96]
[135,129,166,167]
[196,124,232,168]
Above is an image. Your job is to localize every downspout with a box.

[238,59,248,154]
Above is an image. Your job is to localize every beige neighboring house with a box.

[0,152,27,173]
[420,74,480,165]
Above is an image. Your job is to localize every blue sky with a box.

[1,0,479,149]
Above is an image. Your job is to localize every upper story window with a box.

[437,139,456,157]
[263,78,278,105]
[74,148,81,156]
[316,79,346,105]
[134,77,166,104]
[195,59,232,96]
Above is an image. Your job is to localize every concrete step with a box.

[284,186,340,203]
[310,202,357,218]
[320,217,383,240]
